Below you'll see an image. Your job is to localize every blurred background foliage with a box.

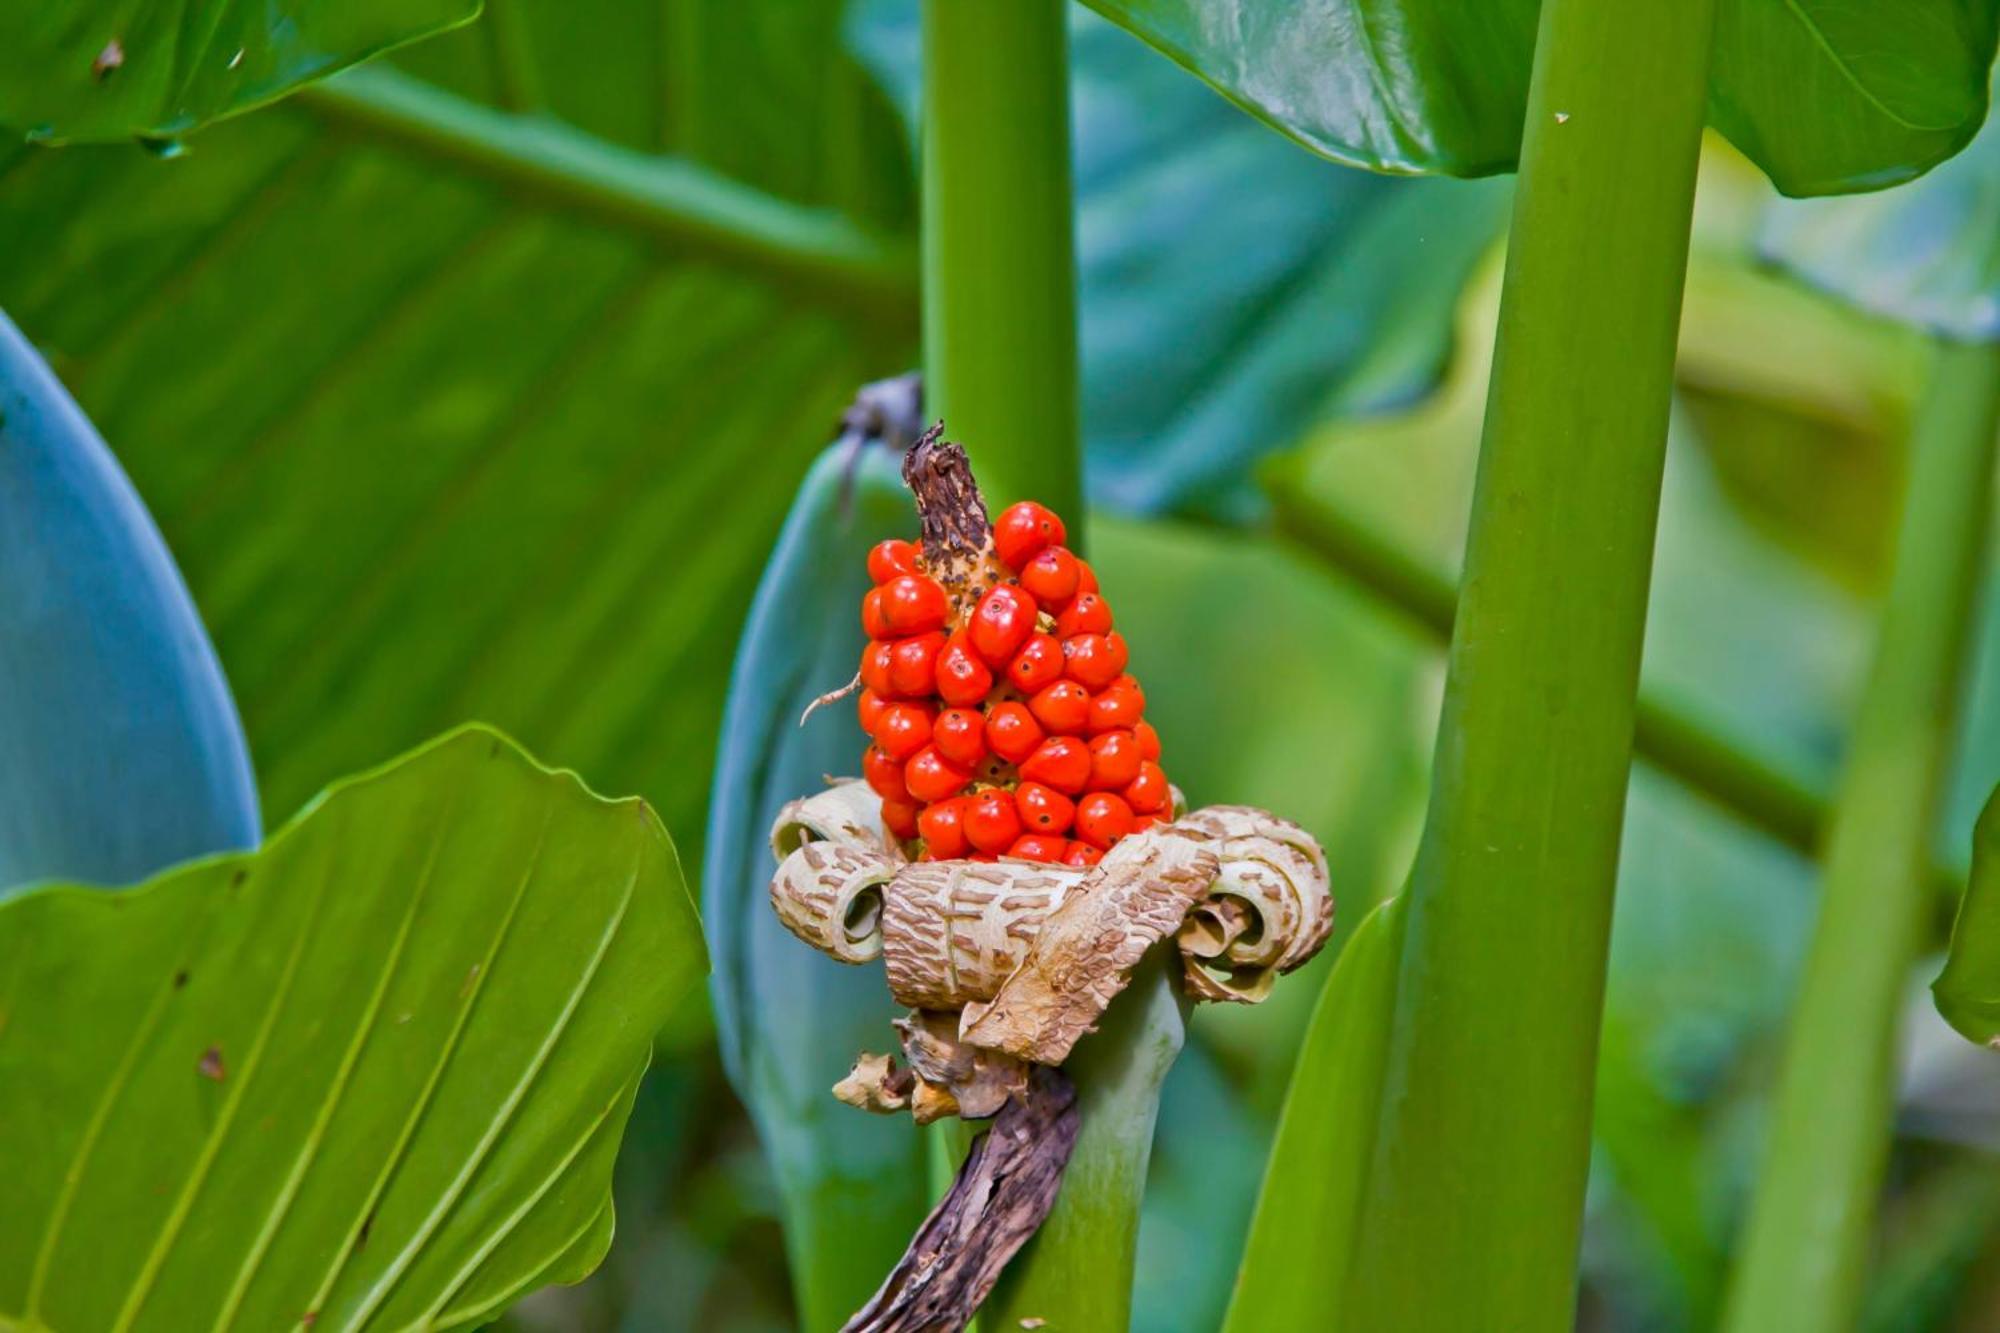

[5,2,2000,1329]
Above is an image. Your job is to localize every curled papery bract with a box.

[882,860,1084,1009]
[1173,806,1335,1003]
[769,783,907,963]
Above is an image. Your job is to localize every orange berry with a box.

[1019,736,1091,794]
[860,641,896,697]
[1063,632,1128,691]
[932,707,987,768]
[879,574,948,635]
[1088,677,1145,732]
[857,688,889,735]
[1075,561,1099,597]
[1062,840,1102,867]
[1006,834,1069,863]
[1087,730,1142,790]
[935,632,995,707]
[888,631,945,697]
[1055,592,1112,637]
[919,796,972,860]
[1015,782,1076,836]
[863,745,908,801]
[873,702,934,761]
[1029,680,1091,734]
[994,501,1067,570]
[985,701,1044,764]
[868,538,923,584]
[881,797,921,840]
[1076,792,1134,849]
[1134,720,1162,761]
[1131,813,1163,834]
[964,790,1023,854]
[1124,761,1169,814]
[1008,633,1065,693]
[861,586,892,639]
[1019,546,1082,607]
[905,746,973,803]
[969,584,1038,665]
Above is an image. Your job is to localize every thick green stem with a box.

[1722,337,2000,1333]
[920,0,1082,519]
[1344,2,1716,1328]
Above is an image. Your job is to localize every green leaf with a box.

[0,724,703,1331]
[701,443,926,1328]
[1934,788,2000,1045]
[0,0,479,144]
[0,1,916,867]
[1082,0,2000,195]
[1222,893,1404,1333]
[0,308,258,890]
[1762,80,2000,338]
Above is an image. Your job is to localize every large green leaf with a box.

[701,442,925,1328]
[1762,78,2000,339]
[0,1,916,868]
[0,724,703,1331]
[1083,0,2000,195]
[0,307,258,890]
[0,0,479,143]
[1935,788,2000,1045]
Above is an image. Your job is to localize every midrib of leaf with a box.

[111,846,340,1332]
[1780,0,1960,133]
[210,792,488,1332]
[340,838,642,1327]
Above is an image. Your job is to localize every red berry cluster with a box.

[857,501,1169,865]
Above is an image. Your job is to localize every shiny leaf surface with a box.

[0,308,258,891]
[0,725,704,1330]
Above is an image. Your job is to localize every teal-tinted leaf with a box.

[0,308,257,890]
[1762,88,2000,339]
[0,0,479,143]
[1934,788,2000,1044]
[0,0,915,871]
[0,724,704,1330]
[847,1,1510,517]
[702,443,924,1329]
[1222,893,1405,1333]
[1083,0,2000,195]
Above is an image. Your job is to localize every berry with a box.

[888,631,945,697]
[1019,546,1082,607]
[905,746,973,803]
[1125,761,1169,814]
[1015,782,1076,836]
[1074,561,1099,597]
[1007,834,1069,863]
[873,703,934,761]
[862,587,892,640]
[868,539,922,584]
[1131,813,1163,834]
[1007,633,1064,693]
[1075,792,1134,849]
[880,575,948,635]
[969,585,1038,665]
[1019,737,1090,794]
[863,745,909,801]
[1062,841,1102,867]
[1029,680,1090,734]
[932,707,987,768]
[964,790,1023,854]
[857,688,889,735]
[1063,632,1128,691]
[1134,720,1162,761]
[881,797,921,840]
[985,702,1044,764]
[860,641,896,697]
[1055,593,1112,637]
[994,501,1066,570]
[1087,729,1142,790]
[1088,677,1145,732]
[935,632,995,707]
[919,796,972,859]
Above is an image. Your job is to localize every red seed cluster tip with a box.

[856,500,1169,865]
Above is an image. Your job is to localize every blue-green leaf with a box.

[0,309,258,890]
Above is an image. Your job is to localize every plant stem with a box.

[920,0,1081,520]
[1343,1,1717,1328]
[1722,337,2000,1333]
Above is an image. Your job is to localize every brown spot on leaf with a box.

[198,1045,226,1081]
[92,40,123,82]
[172,970,189,989]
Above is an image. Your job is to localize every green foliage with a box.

[1935,789,2000,1045]
[701,444,926,1328]
[0,309,257,890]
[0,725,704,1331]
[1084,0,2000,194]
[0,0,478,143]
